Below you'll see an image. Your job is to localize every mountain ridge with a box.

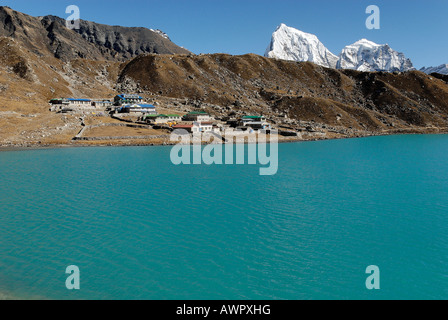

[265,23,338,69]
[265,24,414,72]
[337,38,414,72]
[420,64,448,75]
[0,6,190,62]
[0,8,448,147]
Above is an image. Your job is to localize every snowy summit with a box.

[420,64,448,75]
[265,24,415,73]
[265,23,338,69]
[337,39,414,72]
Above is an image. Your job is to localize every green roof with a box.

[187,111,208,115]
[243,115,264,119]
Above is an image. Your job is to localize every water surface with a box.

[1,135,448,299]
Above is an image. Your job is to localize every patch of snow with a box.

[150,29,170,41]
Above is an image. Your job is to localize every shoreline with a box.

[0,290,16,300]
[1,129,448,152]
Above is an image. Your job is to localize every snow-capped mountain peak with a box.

[420,64,448,75]
[265,24,415,73]
[265,24,338,69]
[337,39,414,72]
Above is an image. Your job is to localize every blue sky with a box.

[2,0,447,68]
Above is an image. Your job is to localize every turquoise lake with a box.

[1,135,448,300]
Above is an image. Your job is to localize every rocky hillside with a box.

[1,7,448,147]
[0,6,189,61]
[42,15,190,60]
[119,53,448,132]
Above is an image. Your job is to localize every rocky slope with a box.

[1,47,448,146]
[0,6,189,62]
[118,53,448,133]
[1,8,448,147]
[42,15,190,60]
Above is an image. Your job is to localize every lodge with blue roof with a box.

[114,94,144,106]
[49,98,92,106]
[49,97,95,112]
[117,104,157,114]
[49,93,147,113]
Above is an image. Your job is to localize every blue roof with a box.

[116,94,143,99]
[122,104,155,109]
[138,104,156,108]
[67,98,91,102]
[123,104,156,109]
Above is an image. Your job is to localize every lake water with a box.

[1,135,448,300]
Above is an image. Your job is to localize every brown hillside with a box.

[119,53,448,131]
[1,7,448,146]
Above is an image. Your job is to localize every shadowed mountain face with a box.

[0,6,190,61]
[431,73,448,83]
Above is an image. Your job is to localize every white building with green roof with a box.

[183,111,213,122]
[240,115,270,130]
[144,114,182,124]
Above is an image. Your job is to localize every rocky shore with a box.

[1,128,447,151]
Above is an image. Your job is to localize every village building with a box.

[240,115,270,130]
[172,122,216,134]
[49,98,69,107]
[226,119,240,128]
[49,98,93,112]
[66,98,92,108]
[144,114,182,124]
[92,100,113,108]
[212,124,222,133]
[49,98,92,108]
[173,124,194,133]
[114,94,144,106]
[195,121,213,133]
[49,98,70,112]
[183,111,213,122]
[118,104,157,114]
